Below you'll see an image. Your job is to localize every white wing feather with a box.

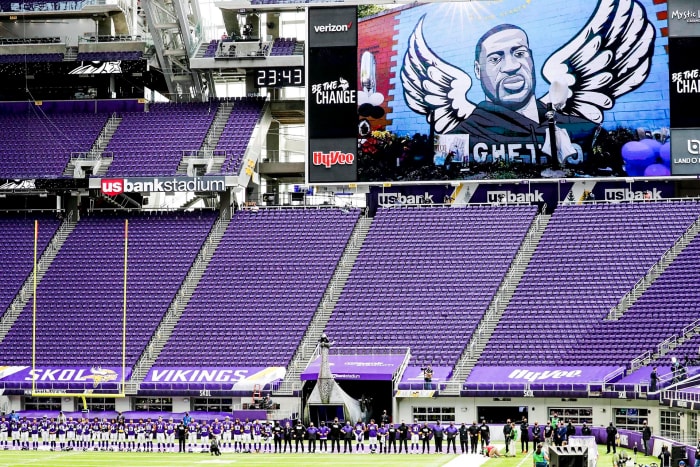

[400,16,475,134]
[541,0,655,123]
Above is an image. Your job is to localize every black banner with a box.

[669,37,700,128]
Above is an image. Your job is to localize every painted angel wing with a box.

[401,16,476,134]
[540,0,655,123]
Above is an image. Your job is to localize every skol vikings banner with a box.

[357,0,671,182]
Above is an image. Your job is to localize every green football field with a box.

[0,445,662,467]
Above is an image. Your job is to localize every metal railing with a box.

[608,215,700,320]
[630,318,700,371]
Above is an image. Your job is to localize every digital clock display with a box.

[254,67,305,87]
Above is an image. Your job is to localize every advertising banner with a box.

[308,138,357,183]
[668,0,700,37]
[357,0,671,182]
[465,366,623,384]
[669,37,700,128]
[300,355,406,381]
[308,7,357,48]
[307,6,358,184]
[0,366,129,386]
[91,176,229,195]
[143,367,285,391]
[671,129,700,174]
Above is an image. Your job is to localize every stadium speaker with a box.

[549,445,588,467]
[671,445,686,467]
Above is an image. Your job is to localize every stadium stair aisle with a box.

[276,215,373,395]
[444,211,551,394]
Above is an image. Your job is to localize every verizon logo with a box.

[312,151,355,168]
[314,22,353,33]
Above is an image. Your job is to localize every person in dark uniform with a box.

[642,421,652,455]
[479,420,491,454]
[176,422,186,453]
[398,421,408,453]
[293,420,305,453]
[468,421,480,454]
[329,418,341,453]
[459,422,469,454]
[520,417,530,454]
[282,421,292,453]
[606,422,618,454]
[387,423,397,453]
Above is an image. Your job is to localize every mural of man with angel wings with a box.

[401,0,656,168]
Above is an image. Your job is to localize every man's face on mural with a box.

[475,28,535,110]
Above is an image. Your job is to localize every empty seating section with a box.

[156,208,360,367]
[0,112,108,177]
[76,51,143,61]
[478,202,700,366]
[106,102,218,176]
[0,212,217,367]
[203,40,218,57]
[0,53,64,62]
[324,206,538,367]
[0,216,59,315]
[216,98,265,175]
[609,233,700,365]
[270,38,296,56]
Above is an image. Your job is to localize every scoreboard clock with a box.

[253,67,304,87]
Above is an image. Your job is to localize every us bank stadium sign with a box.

[91,176,230,195]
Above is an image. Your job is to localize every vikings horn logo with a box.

[84,367,118,388]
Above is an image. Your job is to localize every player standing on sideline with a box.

[243,419,253,452]
[19,417,29,450]
[10,417,20,450]
[253,420,263,452]
[342,421,353,453]
[186,418,198,452]
[117,419,126,451]
[99,418,109,451]
[154,417,165,452]
[166,418,176,452]
[31,418,40,451]
[222,416,232,450]
[367,419,378,452]
[233,418,243,452]
[411,419,421,453]
[48,418,57,451]
[0,416,8,450]
[354,419,366,452]
[58,418,67,451]
[126,419,136,452]
[41,416,49,449]
[318,421,329,452]
[67,417,77,450]
[138,419,147,452]
[211,418,222,447]
[378,422,388,453]
[199,420,211,453]
[91,418,100,451]
[263,421,273,453]
[109,419,118,451]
